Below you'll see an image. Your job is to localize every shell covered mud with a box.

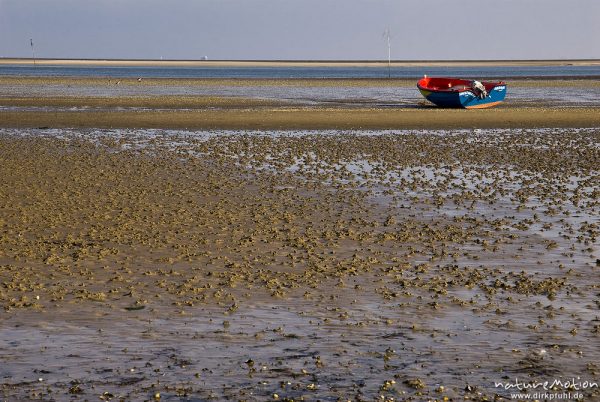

[0,128,599,401]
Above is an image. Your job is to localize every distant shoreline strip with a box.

[1,58,600,68]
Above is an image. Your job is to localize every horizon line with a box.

[2,57,600,63]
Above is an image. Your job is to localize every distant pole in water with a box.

[30,38,36,66]
[382,29,391,78]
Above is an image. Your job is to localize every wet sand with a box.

[2,76,600,89]
[1,128,599,401]
[1,77,600,130]
[1,73,600,400]
[2,107,600,130]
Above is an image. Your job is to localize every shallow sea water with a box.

[2,64,600,79]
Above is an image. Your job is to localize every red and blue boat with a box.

[417,76,507,109]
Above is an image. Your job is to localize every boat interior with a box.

[418,77,502,92]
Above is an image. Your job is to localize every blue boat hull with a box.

[418,82,507,109]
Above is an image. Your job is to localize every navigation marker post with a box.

[30,39,36,66]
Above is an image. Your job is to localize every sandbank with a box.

[1,106,599,130]
[1,57,600,68]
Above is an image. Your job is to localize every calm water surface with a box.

[1,64,600,79]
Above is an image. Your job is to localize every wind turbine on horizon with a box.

[382,28,391,78]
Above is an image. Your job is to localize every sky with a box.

[0,0,599,60]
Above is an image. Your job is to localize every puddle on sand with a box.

[2,289,597,401]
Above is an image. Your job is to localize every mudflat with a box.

[1,128,599,400]
[1,72,599,401]
[1,77,600,129]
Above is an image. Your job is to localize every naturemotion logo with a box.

[493,377,598,400]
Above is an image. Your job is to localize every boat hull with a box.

[417,78,507,109]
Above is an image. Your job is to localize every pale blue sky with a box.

[1,0,599,60]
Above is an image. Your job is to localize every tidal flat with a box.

[0,128,598,401]
[2,77,600,131]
